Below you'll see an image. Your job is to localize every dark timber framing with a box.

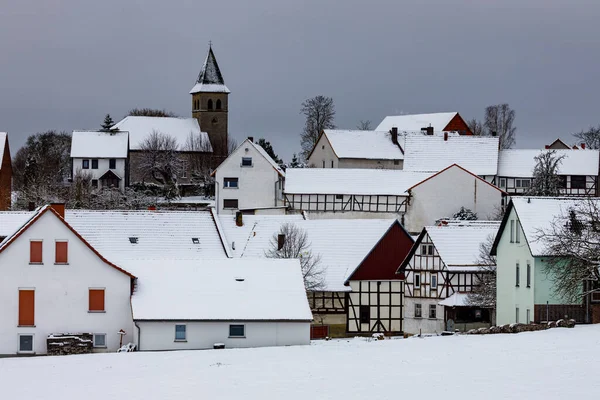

[284,193,409,213]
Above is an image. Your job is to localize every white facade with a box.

[214,139,284,214]
[136,321,310,351]
[72,157,127,191]
[405,165,504,234]
[0,208,134,355]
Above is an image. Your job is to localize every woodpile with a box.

[47,333,93,356]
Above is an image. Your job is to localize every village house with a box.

[130,258,312,351]
[493,149,599,196]
[0,204,136,355]
[376,112,473,135]
[70,131,129,191]
[217,214,414,338]
[306,129,404,169]
[399,221,500,334]
[491,197,600,325]
[545,138,571,150]
[0,132,11,210]
[213,138,285,215]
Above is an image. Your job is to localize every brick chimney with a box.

[147,205,156,211]
[28,202,36,211]
[444,132,448,141]
[247,136,254,143]
[235,211,243,227]
[390,127,398,145]
[581,143,586,149]
[491,131,498,137]
[426,126,434,135]
[50,203,65,218]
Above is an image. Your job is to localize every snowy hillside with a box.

[1,326,598,399]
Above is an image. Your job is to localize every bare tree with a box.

[128,108,178,118]
[484,103,516,149]
[300,95,335,160]
[138,131,181,198]
[467,118,485,136]
[265,223,326,291]
[573,125,600,149]
[356,120,372,130]
[227,138,239,156]
[538,199,600,303]
[526,150,566,196]
[467,234,497,307]
[183,132,213,188]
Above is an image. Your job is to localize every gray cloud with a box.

[1,0,599,160]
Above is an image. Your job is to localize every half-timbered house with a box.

[376,112,473,135]
[217,214,414,337]
[493,149,599,196]
[399,221,500,334]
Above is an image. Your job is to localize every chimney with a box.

[277,234,285,250]
[581,143,586,149]
[235,211,243,227]
[50,203,65,218]
[426,126,434,135]
[544,145,550,149]
[247,136,254,143]
[390,127,398,145]
[491,131,497,137]
[147,205,156,211]
[443,132,448,141]
[28,202,36,211]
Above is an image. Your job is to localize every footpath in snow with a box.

[1,325,599,399]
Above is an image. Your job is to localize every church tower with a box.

[190,45,230,158]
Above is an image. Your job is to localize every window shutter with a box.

[89,289,105,312]
[55,241,68,264]
[30,241,43,263]
[19,290,35,326]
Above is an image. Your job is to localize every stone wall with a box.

[464,319,576,335]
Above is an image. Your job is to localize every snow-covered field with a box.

[1,325,599,399]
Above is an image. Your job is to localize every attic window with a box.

[192,238,200,244]
[129,237,138,244]
[235,278,245,282]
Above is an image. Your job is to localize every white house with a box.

[217,214,414,338]
[491,197,599,325]
[306,129,404,169]
[129,258,312,351]
[404,164,506,233]
[213,138,285,215]
[70,131,129,191]
[376,112,473,135]
[399,221,500,334]
[0,204,135,355]
[494,149,599,196]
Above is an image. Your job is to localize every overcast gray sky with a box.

[1,0,599,161]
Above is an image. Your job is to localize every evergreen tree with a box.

[101,114,115,132]
[257,138,282,164]
[290,153,300,168]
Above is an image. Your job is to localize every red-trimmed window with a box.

[55,241,68,264]
[19,289,35,326]
[89,289,105,312]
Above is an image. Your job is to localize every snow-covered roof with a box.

[219,215,396,292]
[249,140,285,176]
[498,149,600,177]
[130,258,312,321]
[425,222,500,269]
[0,132,7,166]
[70,131,129,158]
[64,210,228,262]
[403,135,499,175]
[0,211,36,239]
[284,168,433,196]
[321,130,404,160]
[190,46,230,94]
[508,197,600,256]
[438,292,471,307]
[111,116,212,152]
[376,112,458,132]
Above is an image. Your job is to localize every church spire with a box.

[190,44,230,94]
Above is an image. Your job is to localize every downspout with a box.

[134,321,142,351]
[215,181,220,213]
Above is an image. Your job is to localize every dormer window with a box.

[241,157,252,167]
[129,237,138,244]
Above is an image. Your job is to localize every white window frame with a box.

[516,307,520,323]
[224,177,239,188]
[174,324,187,341]
[18,333,35,354]
[516,263,520,287]
[515,220,521,243]
[510,220,515,243]
[526,309,530,324]
[93,333,107,348]
[229,324,246,338]
[499,178,506,187]
[241,157,253,167]
[431,274,438,290]
[526,261,531,288]
[429,304,437,319]
[414,273,421,289]
[414,303,422,318]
